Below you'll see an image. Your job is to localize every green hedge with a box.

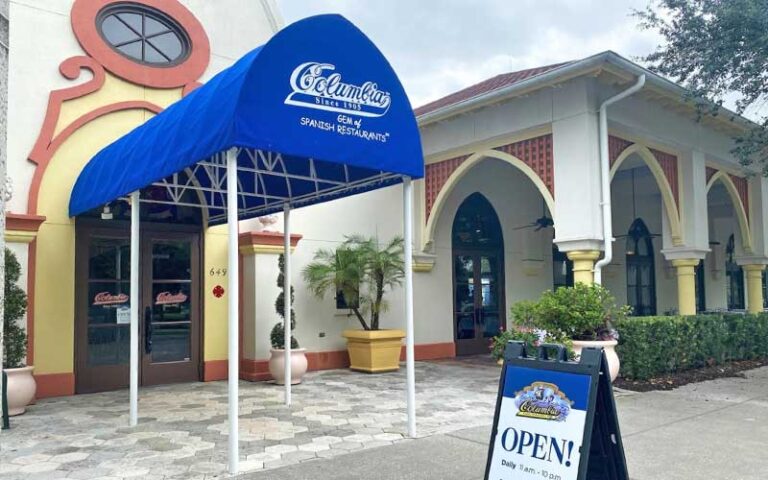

[615,313,768,380]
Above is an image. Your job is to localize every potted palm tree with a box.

[3,248,36,415]
[269,254,307,384]
[303,235,405,373]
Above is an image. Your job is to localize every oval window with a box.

[96,3,191,67]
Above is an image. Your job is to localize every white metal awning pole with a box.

[283,202,292,405]
[129,191,140,427]
[226,148,239,474]
[402,176,416,438]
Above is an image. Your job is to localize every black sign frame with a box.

[484,342,628,480]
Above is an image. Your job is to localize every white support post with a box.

[226,148,239,474]
[283,203,292,406]
[402,177,416,438]
[129,191,140,427]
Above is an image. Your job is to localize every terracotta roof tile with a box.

[414,61,573,117]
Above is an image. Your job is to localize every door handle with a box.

[144,306,153,354]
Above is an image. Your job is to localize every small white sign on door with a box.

[116,306,131,325]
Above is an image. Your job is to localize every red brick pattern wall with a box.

[729,174,750,221]
[424,154,469,221]
[650,148,680,207]
[608,135,679,209]
[424,134,554,223]
[494,134,555,197]
[706,166,718,185]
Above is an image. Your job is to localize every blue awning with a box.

[69,14,423,224]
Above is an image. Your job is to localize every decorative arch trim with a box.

[610,143,683,246]
[28,101,163,214]
[423,149,555,250]
[706,170,752,253]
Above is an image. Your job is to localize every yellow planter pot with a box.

[342,329,406,373]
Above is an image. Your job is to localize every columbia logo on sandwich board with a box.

[285,62,392,117]
[485,342,629,480]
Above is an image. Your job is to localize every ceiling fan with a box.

[514,199,554,231]
[614,168,661,253]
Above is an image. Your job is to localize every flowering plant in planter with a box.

[490,300,572,362]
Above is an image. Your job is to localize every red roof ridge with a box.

[414,61,573,117]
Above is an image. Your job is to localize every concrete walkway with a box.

[245,366,768,480]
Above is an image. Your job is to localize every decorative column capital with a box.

[566,250,601,262]
[5,212,47,244]
[238,231,302,256]
[671,258,700,270]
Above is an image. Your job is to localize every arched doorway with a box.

[74,179,205,393]
[452,192,505,355]
[625,218,657,316]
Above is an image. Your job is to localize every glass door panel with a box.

[141,235,200,386]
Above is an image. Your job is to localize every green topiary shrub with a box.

[615,313,768,380]
[532,283,629,341]
[270,254,299,349]
[3,248,28,369]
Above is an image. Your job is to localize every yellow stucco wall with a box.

[33,72,234,375]
[203,225,230,362]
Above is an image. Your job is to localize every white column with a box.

[226,148,239,474]
[283,202,292,406]
[403,177,416,438]
[129,191,140,427]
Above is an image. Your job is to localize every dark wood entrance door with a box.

[451,193,506,356]
[141,233,200,385]
[453,252,505,355]
[75,224,201,393]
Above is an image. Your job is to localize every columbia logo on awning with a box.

[285,62,392,117]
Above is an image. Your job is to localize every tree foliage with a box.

[636,0,768,170]
[302,235,404,331]
[3,248,28,369]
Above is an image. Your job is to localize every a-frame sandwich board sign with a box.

[484,342,628,480]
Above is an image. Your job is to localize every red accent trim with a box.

[29,57,106,167]
[6,213,46,232]
[240,358,271,382]
[203,360,228,382]
[307,350,350,371]
[401,342,456,361]
[28,101,163,214]
[706,167,718,185]
[35,372,75,399]
[730,174,750,222]
[238,231,303,248]
[183,81,202,97]
[26,240,37,366]
[239,342,456,382]
[70,0,210,88]
[424,134,554,222]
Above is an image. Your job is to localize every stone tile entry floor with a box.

[0,360,505,479]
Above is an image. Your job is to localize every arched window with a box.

[726,234,745,310]
[625,218,656,316]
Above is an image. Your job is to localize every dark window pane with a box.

[88,325,130,366]
[100,15,139,45]
[148,32,183,60]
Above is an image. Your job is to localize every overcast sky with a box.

[276,1,662,108]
